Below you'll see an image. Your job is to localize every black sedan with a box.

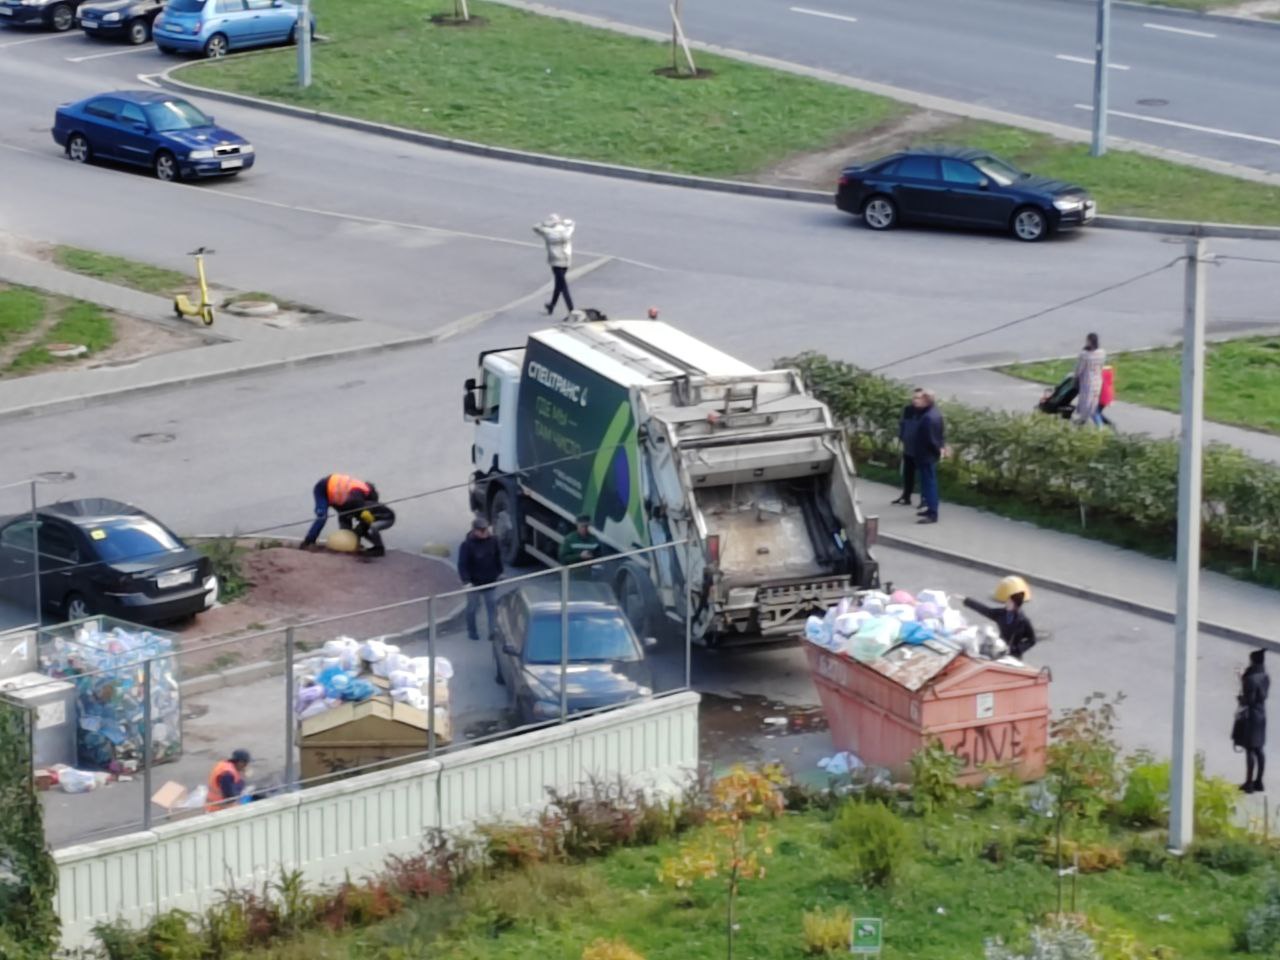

[492,581,655,725]
[0,0,83,30]
[836,147,1096,242]
[0,498,217,624]
[78,0,163,44]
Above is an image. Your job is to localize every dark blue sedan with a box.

[52,90,254,182]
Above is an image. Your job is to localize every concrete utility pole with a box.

[297,0,312,89]
[1090,0,1111,157]
[1170,237,1208,852]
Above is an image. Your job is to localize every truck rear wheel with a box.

[488,486,529,567]
[615,565,659,640]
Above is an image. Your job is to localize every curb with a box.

[0,329,438,426]
[156,65,1280,243]
[1064,0,1280,32]
[878,531,1279,652]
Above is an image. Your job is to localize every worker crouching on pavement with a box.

[354,502,395,558]
[962,575,1037,659]
[301,473,381,551]
[206,748,251,813]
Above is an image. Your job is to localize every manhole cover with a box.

[1137,98,1168,107]
[132,432,175,445]
[35,471,76,483]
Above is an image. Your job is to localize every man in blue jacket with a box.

[892,388,926,507]
[457,516,504,641]
[910,390,946,524]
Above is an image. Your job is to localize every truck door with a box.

[471,366,507,476]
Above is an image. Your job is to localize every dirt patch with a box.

[428,12,489,26]
[175,547,463,675]
[753,110,961,191]
[1212,0,1280,17]
[652,66,716,80]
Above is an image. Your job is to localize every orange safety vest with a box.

[326,474,371,507]
[205,759,243,813]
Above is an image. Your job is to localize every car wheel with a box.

[64,592,92,622]
[488,486,529,567]
[154,150,180,182]
[47,2,74,30]
[287,19,315,43]
[127,18,150,44]
[66,133,91,164]
[1012,206,1048,242]
[204,32,228,57]
[861,195,897,231]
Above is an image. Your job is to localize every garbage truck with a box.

[462,314,879,646]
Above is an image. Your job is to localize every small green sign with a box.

[851,917,883,955]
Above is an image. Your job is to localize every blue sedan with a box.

[153,0,314,58]
[52,90,254,182]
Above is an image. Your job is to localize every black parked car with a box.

[0,0,84,31]
[78,0,163,43]
[835,147,1096,242]
[492,581,656,725]
[0,498,217,624]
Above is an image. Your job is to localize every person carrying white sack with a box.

[533,213,575,316]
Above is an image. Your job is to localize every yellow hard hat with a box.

[993,575,1032,603]
[326,529,359,553]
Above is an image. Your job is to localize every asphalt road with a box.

[528,0,1280,173]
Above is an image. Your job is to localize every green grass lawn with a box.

[178,0,1280,224]
[0,287,45,346]
[52,245,189,296]
[1005,337,1280,435]
[8,300,116,374]
[236,807,1268,960]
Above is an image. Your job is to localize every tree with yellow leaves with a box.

[658,764,787,960]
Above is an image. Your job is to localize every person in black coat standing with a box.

[1236,649,1270,793]
[457,516,504,642]
[910,390,946,524]
[892,389,926,507]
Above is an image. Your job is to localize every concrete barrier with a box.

[53,691,699,948]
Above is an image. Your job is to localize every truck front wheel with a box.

[488,486,529,567]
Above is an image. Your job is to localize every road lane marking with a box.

[789,6,858,24]
[0,31,78,47]
[1143,22,1216,38]
[1073,103,1280,147]
[1056,54,1130,70]
[67,46,152,62]
[137,72,161,86]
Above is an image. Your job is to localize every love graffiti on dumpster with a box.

[949,721,1024,769]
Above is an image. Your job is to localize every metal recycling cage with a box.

[805,641,1050,784]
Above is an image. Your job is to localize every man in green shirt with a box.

[558,514,601,569]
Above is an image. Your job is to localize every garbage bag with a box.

[889,589,915,605]
[899,621,935,645]
[58,769,99,794]
[884,603,918,623]
[917,589,949,608]
[818,751,864,776]
[342,678,377,702]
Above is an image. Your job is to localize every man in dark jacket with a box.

[558,514,602,569]
[892,389,926,507]
[1236,649,1270,793]
[910,390,946,524]
[457,516,503,642]
[963,580,1037,659]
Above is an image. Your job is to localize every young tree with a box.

[658,765,786,960]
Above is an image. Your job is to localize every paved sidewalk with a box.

[0,249,437,421]
[924,367,1280,464]
[860,477,1277,646]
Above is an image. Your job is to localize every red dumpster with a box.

[806,641,1050,784]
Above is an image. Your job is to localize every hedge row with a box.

[784,353,1280,563]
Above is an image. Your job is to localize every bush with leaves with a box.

[986,919,1101,960]
[828,800,910,887]
[1117,752,1240,837]
[1049,693,1124,825]
[802,906,852,955]
[0,702,59,956]
[909,739,965,815]
[782,353,1280,575]
[1236,876,1280,955]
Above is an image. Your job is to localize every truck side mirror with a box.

[464,378,477,391]
[463,392,481,419]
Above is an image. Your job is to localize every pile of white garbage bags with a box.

[293,636,453,722]
[804,588,1009,664]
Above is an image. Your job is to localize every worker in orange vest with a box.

[301,473,380,550]
[205,748,251,813]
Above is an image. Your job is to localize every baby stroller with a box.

[1037,375,1077,420]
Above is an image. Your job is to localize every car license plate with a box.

[220,158,243,169]
[0,9,13,16]
[1083,207,1096,222]
[83,20,97,27]
[157,570,194,589]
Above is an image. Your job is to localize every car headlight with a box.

[238,144,254,154]
[636,685,653,697]
[188,149,215,160]
[530,700,561,720]
[1053,197,1083,212]
[103,11,120,19]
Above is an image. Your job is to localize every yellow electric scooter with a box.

[173,247,216,326]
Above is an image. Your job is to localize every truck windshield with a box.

[524,612,641,664]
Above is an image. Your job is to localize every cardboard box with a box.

[151,780,189,811]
